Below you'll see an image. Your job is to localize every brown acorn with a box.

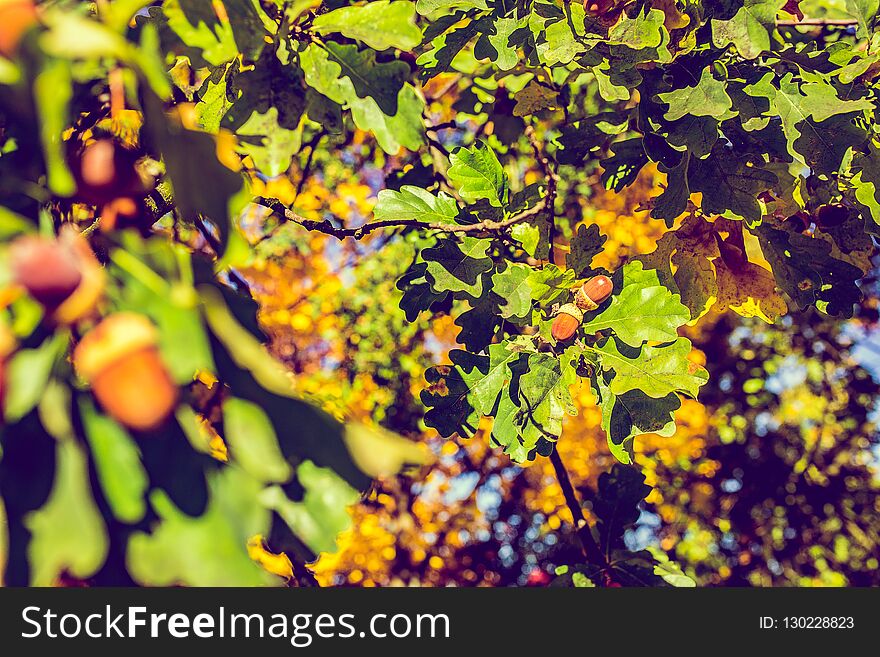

[9,235,83,308]
[53,227,106,324]
[8,228,105,323]
[573,275,614,311]
[0,0,39,59]
[551,303,584,342]
[74,313,178,431]
[73,139,147,206]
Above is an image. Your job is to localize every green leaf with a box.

[422,344,519,437]
[300,43,425,153]
[223,397,293,484]
[755,223,862,317]
[313,1,423,51]
[4,334,65,423]
[397,262,446,321]
[852,143,880,224]
[25,440,108,585]
[581,262,690,345]
[423,236,493,298]
[744,72,873,167]
[143,92,246,255]
[689,147,776,224]
[222,50,307,176]
[711,0,786,60]
[531,4,594,67]
[608,7,666,50]
[515,348,578,447]
[481,16,525,71]
[195,64,235,132]
[512,222,542,257]
[416,0,488,18]
[844,0,880,38]
[567,224,607,277]
[128,466,278,586]
[447,142,507,206]
[794,113,866,175]
[454,287,502,351]
[598,382,680,465]
[592,464,652,545]
[596,337,708,399]
[528,264,576,306]
[374,185,459,224]
[601,138,648,192]
[308,41,409,117]
[162,0,238,65]
[647,546,697,587]
[80,398,149,524]
[33,59,76,197]
[157,305,216,383]
[261,461,360,555]
[658,67,736,122]
[491,263,533,321]
[652,154,690,225]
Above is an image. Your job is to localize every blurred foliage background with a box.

[1,0,879,588]
[245,156,880,587]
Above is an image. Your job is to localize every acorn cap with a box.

[551,303,584,341]
[556,303,584,322]
[74,312,158,382]
[52,226,106,325]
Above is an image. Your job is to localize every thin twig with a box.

[254,196,549,240]
[531,122,605,566]
[550,449,605,565]
[294,130,326,202]
[776,18,859,27]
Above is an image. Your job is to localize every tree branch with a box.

[254,195,549,240]
[530,121,605,566]
[294,129,326,201]
[777,18,859,27]
[550,449,605,565]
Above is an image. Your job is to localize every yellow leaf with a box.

[247,535,293,580]
[714,259,787,323]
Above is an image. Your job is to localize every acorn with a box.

[8,228,105,323]
[73,139,147,206]
[0,0,39,59]
[74,313,178,431]
[551,303,584,342]
[573,274,613,311]
[52,227,106,324]
[9,235,83,308]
